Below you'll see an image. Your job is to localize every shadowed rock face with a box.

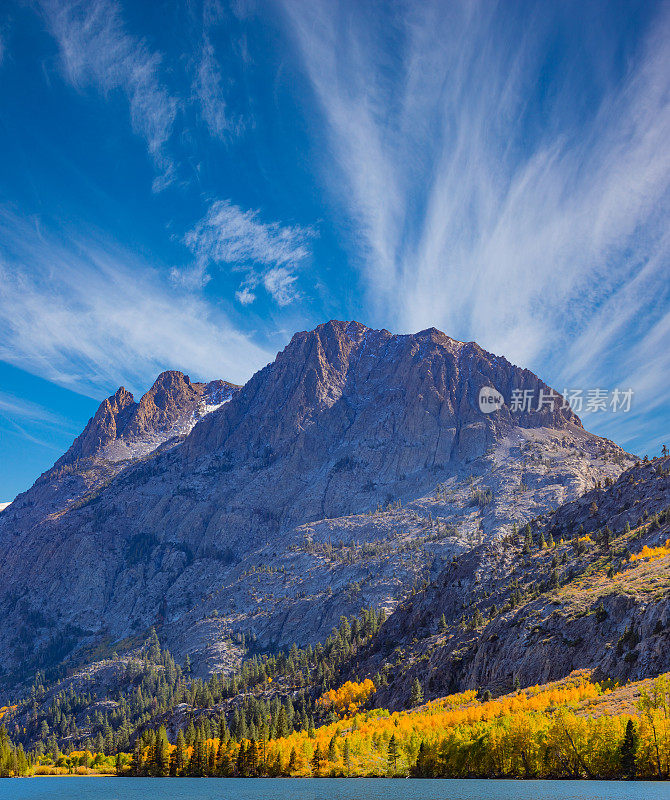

[0,321,631,685]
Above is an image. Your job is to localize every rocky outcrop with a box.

[0,321,633,688]
[57,386,136,465]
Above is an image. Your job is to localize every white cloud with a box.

[182,198,313,305]
[281,0,670,451]
[0,392,72,429]
[38,0,178,190]
[0,210,271,397]
[194,33,244,142]
[262,266,299,307]
[0,392,73,451]
[235,286,256,305]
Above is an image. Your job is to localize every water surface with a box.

[0,778,665,800]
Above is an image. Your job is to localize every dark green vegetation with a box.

[0,726,29,777]
[2,610,386,762]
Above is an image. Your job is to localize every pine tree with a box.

[236,742,246,777]
[620,719,638,779]
[147,628,161,662]
[247,739,259,777]
[287,746,297,775]
[276,706,288,739]
[175,730,187,776]
[343,738,351,776]
[311,742,323,775]
[190,737,205,777]
[413,741,427,777]
[155,726,170,777]
[219,743,233,777]
[409,678,423,707]
[387,733,399,772]
[327,735,337,763]
[130,739,143,776]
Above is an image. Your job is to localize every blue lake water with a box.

[0,778,666,800]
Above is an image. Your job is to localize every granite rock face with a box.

[0,321,633,686]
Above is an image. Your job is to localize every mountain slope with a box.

[0,321,633,688]
[362,455,670,708]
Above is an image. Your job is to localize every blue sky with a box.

[0,0,668,501]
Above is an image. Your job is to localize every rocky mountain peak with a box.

[55,385,137,467]
[122,370,200,440]
[52,371,238,472]
[0,321,634,685]
[186,320,581,469]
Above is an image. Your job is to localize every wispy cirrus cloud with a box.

[0,391,75,450]
[0,209,271,397]
[281,0,670,453]
[185,0,248,144]
[180,199,314,306]
[38,0,178,190]
[0,391,71,428]
[194,33,242,142]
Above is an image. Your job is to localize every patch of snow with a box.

[202,401,227,415]
[0,502,10,513]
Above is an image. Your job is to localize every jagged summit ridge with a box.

[184,319,582,468]
[57,371,239,468]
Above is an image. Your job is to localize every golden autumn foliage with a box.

[317,679,375,717]
[20,670,670,780]
[249,671,670,778]
[629,539,670,563]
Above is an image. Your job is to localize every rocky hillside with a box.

[362,455,670,708]
[0,321,633,690]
